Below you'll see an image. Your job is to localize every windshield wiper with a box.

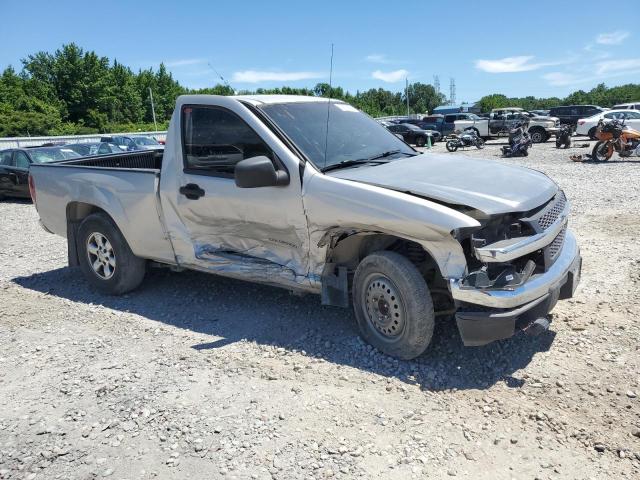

[368,149,417,161]
[321,150,415,173]
[321,158,388,173]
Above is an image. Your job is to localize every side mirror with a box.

[234,156,289,188]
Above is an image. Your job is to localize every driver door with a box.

[160,100,311,288]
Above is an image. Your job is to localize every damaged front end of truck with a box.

[448,190,582,346]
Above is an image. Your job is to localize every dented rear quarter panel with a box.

[30,164,175,264]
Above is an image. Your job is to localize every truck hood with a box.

[329,153,558,215]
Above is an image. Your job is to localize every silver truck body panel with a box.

[302,167,481,281]
[31,164,175,264]
[330,154,558,215]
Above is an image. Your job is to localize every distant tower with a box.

[449,78,456,105]
[433,75,440,97]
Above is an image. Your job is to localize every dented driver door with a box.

[160,97,311,290]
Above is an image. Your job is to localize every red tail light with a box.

[28,174,36,204]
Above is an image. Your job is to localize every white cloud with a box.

[596,31,629,45]
[371,69,408,83]
[231,70,323,83]
[596,58,640,75]
[542,72,579,87]
[366,54,389,64]
[165,58,207,67]
[475,56,551,73]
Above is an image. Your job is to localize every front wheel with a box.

[415,136,426,147]
[77,213,146,295]
[475,138,485,149]
[446,140,458,152]
[592,141,613,161]
[352,251,435,360]
[529,129,545,143]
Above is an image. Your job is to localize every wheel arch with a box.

[66,202,116,267]
[320,230,453,309]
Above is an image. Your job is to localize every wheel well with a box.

[65,202,112,267]
[322,232,452,312]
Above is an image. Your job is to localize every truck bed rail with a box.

[59,150,163,170]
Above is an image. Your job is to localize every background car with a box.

[66,142,123,156]
[100,135,164,151]
[100,135,136,150]
[398,119,442,141]
[575,109,640,138]
[612,102,640,110]
[548,105,604,126]
[0,146,80,199]
[386,123,436,147]
[131,136,164,150]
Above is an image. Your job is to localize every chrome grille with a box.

[548,226,566,259]
[537,191,566,230]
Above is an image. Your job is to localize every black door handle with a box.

[179,183,205,200]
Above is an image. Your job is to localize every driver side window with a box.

[182,105,273,178]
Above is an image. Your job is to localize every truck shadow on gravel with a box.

[14,266,555,392]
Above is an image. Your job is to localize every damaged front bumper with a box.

[449,229,581,346]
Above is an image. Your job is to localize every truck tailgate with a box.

[30,162,175,264]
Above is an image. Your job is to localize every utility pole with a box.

[406,78,410,116]
[149,87,158,132]
[449,78,456,106]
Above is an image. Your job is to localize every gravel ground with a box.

[1,137,639,479]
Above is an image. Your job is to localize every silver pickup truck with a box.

[29,95,582,359]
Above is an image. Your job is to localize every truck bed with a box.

[30,149,175,264]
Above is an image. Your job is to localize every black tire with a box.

[587,127,597,140]
[475,138,485,149]
[529,128,545,143]
[415,136,426,147]
[77,213,146,295]
[352,251,435,360]
[446,140,458,152]
[555,138,562,148]
[591,141,611,161]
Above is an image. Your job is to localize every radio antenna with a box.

[323,43,334,169]
[207,62,235,93]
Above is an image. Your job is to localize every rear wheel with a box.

[352,251,435,360]
[446,140,458,152]
[475,138,485,149]
[77,213,146,295]
[415,136,426,147]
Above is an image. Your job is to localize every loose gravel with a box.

[1,137,639,479]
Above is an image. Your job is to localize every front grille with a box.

[548,226,566,259]
[537,191,566,230]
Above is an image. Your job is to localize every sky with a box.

[2,0,639,102]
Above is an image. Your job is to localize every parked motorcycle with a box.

[592,119,640,161]
[445,128,485,152]
[555,124,572,149]
[502,123,532,157]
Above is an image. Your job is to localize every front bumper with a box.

[450,230,582,346]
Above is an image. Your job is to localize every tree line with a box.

[1,43,639,137]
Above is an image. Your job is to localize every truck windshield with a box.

[259,101,415,170]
